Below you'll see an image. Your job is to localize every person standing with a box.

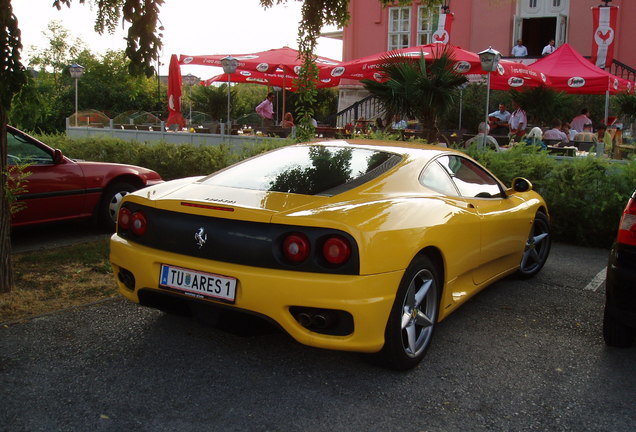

[511,39,528,58]
[570,108,592,133]
[256,92,275,127]
[509,101,527,140]
[542,39,556,56]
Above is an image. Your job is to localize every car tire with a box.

[378,255,440,371]
[517,212,551,279]
[99,181,138,231]
[603,306,634,347]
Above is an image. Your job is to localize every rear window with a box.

[202,145,402,195]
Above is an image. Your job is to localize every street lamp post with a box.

[69,64,85,127]
[478,47,501,146]
[220,56,239,135]
[182,73,199,127]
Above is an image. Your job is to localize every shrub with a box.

[34,133,636,248]
[468,146,635,248]
[37,133,290,180]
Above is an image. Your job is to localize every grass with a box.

[0,238,115,323]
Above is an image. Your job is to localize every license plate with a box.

[159,264,237,303]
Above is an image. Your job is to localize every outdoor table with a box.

[547,146,576,157]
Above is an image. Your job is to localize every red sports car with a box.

[7,125,163,229]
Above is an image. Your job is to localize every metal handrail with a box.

[334,95,386,127]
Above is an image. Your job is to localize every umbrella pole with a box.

[604,89,609,126]
[283,75,286,125]
[227,75,231,135]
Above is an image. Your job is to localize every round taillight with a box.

[131,211,147,236]
[322,236,351,265]
[118,207,132,230]
[283,233,310,263]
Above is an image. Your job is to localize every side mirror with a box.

[53,149,64,164]
[511,177,533,193]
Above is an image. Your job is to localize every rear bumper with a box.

[110,235,402,353]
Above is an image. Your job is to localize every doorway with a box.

[521,17,556,56]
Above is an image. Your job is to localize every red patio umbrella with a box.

[202,68,341,91]
[324,43,548,90]
[166,54,186,129]
[530,43,633,95]
[181,47,341,120]
[179,46,340,76]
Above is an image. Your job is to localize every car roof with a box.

[306,139,456,158]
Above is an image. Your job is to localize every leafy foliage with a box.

[466,145,636,248]
[54,0,164,77]
[4,163,31,215]
[509,87,576,127]
[362,46,467,130]
[40,133,291,181]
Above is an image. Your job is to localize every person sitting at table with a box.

[488,103,511,135]
[573,123,598,151]
[543,119,569,144]
[281,112,295,128]
[465,122,503,151]
[561,122,577,141]
[521,127,546,149]
[373,117,386,132]
[573,123,597,142]
[391,115,407,130]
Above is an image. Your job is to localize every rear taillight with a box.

[283,233,310,263]
[131,211,148,236]
[322,236,352,265]
[617,196,636,246]
[118,206,147,236]
[118,207,132,230]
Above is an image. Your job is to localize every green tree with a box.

[28,20,84,85]
[73,49,158,116]
[191,84,237,122]
[362,45,467,134]
[509,86,575,127]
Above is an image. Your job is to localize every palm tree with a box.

[362,43,468,138]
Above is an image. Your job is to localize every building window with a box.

[416,6,436,45]
[529,0,537,8]
[553,0,561,6]
[388,7,410,50]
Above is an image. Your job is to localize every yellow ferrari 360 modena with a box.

[110,140,551,370]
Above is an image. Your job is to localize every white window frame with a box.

[416,6,436,46]
[388,6,411,50]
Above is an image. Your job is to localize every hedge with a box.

[38,133,636,248]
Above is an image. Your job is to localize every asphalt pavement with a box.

[1,241,635,432]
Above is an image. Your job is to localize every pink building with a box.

[336,0,636,110]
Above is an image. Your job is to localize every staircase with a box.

[333,95,385,128]
[607,59,636,81]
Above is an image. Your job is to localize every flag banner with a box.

[432,13,453,44]
[591,6,618,69]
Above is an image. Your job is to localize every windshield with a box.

[202,145,402,196]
